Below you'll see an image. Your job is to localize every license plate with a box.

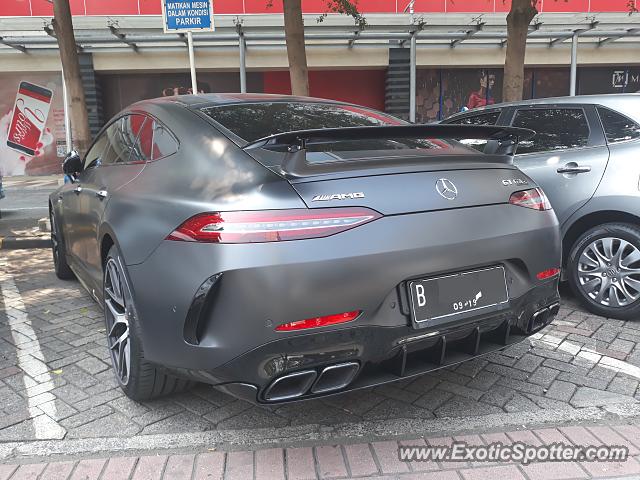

[408,266,509,325]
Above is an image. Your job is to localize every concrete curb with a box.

[0,236,51,250]
[2,404,640,462]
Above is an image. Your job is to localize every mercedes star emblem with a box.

[436,178,458,200]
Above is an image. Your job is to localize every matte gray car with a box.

[50,94,561,402]
[444,94,640,320]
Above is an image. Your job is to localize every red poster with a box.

[6,81,53,157]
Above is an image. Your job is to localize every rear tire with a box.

[567,223,640,320]
[103,245,195,401]
[50,207,75,280]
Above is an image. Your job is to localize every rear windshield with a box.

[200,102,462,154]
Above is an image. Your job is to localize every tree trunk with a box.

[52,0,91,155]
[503,0,537,102]
[283,0,309,96]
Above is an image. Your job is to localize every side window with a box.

[597,107,640,144]
[152,121,178,160]
[83,132,109,170]
[101,115,141,166]
[129,115,154,163]
[446,111,501,151]
[512,108,590,155]
[446,111,500,126]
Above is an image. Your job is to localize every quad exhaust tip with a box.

[311,362,360,394]
[263,362,360,402]
[530,302,560,332]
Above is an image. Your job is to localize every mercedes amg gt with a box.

[50,94,561,403]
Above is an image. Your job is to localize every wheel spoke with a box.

[578,253,599,269]
[622,276,640,294]
[621,248,640,268]
[587,244,608,267]
[594,278,610,304]
[601,237,614,261]
[580,276,601,292]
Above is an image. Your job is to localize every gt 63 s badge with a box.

[312,192,365,201]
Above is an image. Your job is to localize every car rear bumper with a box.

[126,203,561,402]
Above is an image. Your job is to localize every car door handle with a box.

[95,190,108,200]
[74,186,82,194]
[557,165,591,174]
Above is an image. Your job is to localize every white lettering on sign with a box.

[415,284,427,308]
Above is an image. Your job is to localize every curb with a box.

[0,236,51,250]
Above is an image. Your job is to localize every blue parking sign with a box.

[162,0,214,32]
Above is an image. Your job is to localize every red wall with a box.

[1,0,635,16]
[263,70,386,111]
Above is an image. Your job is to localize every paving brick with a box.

[521,461,588,480]
[461,465,525,480]
[371,440,410,474]
[344,443,378,477]
[255,448,285,480]
[613,425,640,449]
[162,454,195,480]
[100,457,138,480]
[286,447,316,480]
[9,463,46,480]
[506,429,543,446]
[402,472,460,480]
[581,456,640,477]
[0,465,17,480]
[193,452,224,480]
[396,438,438,473]
[131,455,167,480]
[527,367,560,388]
[69,458,106,480]
[40,461,75,480]
[545,380,576,402]
[558,426,602,446]
[587,426,640,455]
[532,428,572,445]
[224,451,253,480]
[480,432,511,445]
[315,445,347,479]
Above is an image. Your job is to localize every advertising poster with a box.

[0,73,65,176]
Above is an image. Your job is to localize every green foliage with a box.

[318,0,366,28]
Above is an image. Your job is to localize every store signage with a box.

[161,0,214,32]
[6,81,53,157]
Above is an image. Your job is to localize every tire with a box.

[50,207,75,280]
[568,223,640,320]
[103,245,195,401]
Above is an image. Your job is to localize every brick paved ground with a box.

[2,424,640,479]
[2,249,640,477]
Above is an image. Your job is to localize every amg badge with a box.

[312,192,365,201]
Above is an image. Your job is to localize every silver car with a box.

[50,94,561,402]
[444,93,640,320]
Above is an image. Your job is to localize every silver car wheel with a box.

[578,237,640,308]
[104,258,131,385]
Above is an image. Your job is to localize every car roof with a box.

[131,93,345,109]
[446,93,640,122]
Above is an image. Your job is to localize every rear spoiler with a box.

[243,124,536,179]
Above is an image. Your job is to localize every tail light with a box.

[275,310,361,332]
[537,268,561,280]
[509,188,552,211]
[167,207,381,243]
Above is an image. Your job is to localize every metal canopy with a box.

[0,12,638,53]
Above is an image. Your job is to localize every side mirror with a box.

[62,150,83,176]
